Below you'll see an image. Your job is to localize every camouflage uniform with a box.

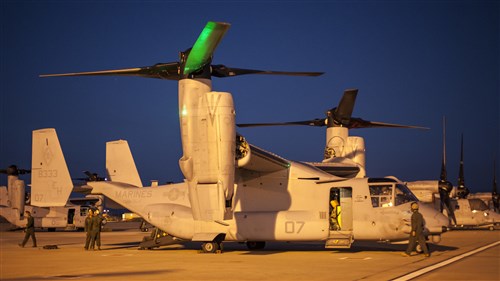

[84,211,93,250]
[405,204,429,256]
[20,212,37,247]
[89,213,103,250]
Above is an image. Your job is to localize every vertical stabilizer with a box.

[106,140,142,187]
[31,128,73,207]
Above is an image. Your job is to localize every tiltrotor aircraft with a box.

[0,129,102,231]
[237,88,428,179]
[406,120,500,230]
[40,21,448,252]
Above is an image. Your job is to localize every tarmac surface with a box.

[0,222,499,281]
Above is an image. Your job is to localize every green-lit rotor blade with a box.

[183,21,230,75]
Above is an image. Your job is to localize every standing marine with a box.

[89,209,103,250]
[19,211,37,248]
[402,202,430,257]
[84,209,94,250]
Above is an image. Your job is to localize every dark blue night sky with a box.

[1,1,498,193]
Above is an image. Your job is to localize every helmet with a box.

[95,210,100,215]
[330,200,339,208]
[411,202,419,211]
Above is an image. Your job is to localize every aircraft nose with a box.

[419,204,450,233]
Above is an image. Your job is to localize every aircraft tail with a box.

[106,140,142,187]
[31,128,73,207]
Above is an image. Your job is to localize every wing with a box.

[239,144,291,172]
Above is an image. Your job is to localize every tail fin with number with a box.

[30,128,73,207]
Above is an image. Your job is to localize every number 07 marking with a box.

[285,221,305,234]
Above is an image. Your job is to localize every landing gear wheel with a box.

[246,241,266,250]
[201,242,220,253]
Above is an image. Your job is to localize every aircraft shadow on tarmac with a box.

[234,243,458,255]
[133,241,457,255]
[0,269,176,281]
[103,241,141,250]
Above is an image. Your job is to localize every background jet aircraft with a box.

[40,21,448,252]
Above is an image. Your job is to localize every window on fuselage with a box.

[469,199,488,211]
[394,184,418,206]
[80,207,89,217]
[369,184,393,208]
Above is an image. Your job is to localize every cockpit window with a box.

[369,183,417,208]
[394,184,418,206]
[469,199,488,211]
[369,184,393,208]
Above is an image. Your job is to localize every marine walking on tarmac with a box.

[402,202,430,257]
[19,211,37,248]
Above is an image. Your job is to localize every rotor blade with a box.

[40,63,180,80]
[440,116,447,181]
[183,21,231,75]
[458,134,465,187]
[0,165,30,175]
[493,160,498,196]
[237,119,326,128]
[333,89,358,125]
[456,134,470,198]
[211,65,324,77]
[348,118,429,129]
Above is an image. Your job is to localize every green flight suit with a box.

[84,214,93,250]
[20,214,37,247]
[89,215,103,250]
[405,210,429,255]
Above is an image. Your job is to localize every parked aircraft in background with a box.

[41,21,449,252]
[0,129,102,231]
[405,120,499,230]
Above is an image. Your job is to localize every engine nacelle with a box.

[178,79,235,221]
[7,176,25,216]
[324,127,366,177]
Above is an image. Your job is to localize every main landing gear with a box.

[201,241,223,253]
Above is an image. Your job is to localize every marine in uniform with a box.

[84,209,93,250]
[89,209,103,250]
[402,202,430,257]
[19,211,37,248]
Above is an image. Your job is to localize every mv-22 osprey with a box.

[0,129,102,231]
[41,21,448,252]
